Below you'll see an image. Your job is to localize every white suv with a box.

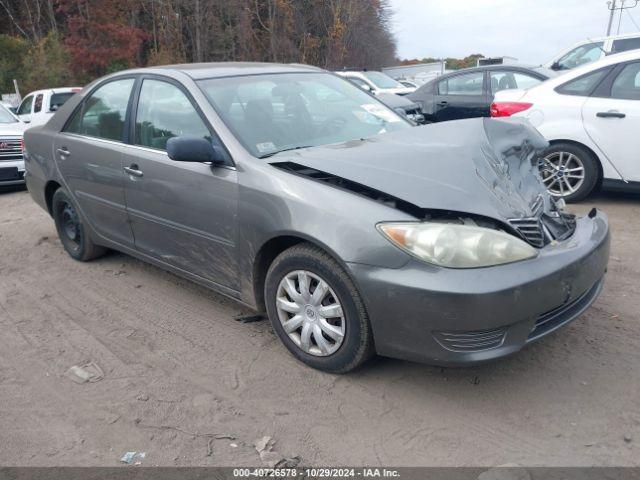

[16,87,81,126]
[546,33,640,72]
[492,49,640,202]
[0,103,27,186]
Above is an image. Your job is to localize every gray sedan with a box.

[23,63,609,372]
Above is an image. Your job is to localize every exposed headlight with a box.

[377,222,538,268]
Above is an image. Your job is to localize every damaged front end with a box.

[269,117,577,251]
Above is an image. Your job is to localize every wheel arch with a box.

[44,180,62,216]
[251,233,353,313]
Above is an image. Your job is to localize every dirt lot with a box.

[0,186,639,467]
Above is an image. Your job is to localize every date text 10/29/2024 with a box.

[232,468,401,478]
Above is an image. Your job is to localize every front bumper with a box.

[348,209,610,366]
[0,160,26,185]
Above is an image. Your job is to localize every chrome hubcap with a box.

[539,151,585,197]
[275,270,345,357]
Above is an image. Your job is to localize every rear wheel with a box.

[52,188,107,261]
[539,143,599,203]
[264,243,374,373]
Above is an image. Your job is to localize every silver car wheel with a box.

[539,151,585,197]
[275,270,345,357]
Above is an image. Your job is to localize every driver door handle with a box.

[124,165,143,177]
[596,111,626,118]
[56,147,70,157]
[437,101,448,106]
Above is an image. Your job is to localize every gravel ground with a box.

[0,186,638,467]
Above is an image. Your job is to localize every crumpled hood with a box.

[269,117,550,221]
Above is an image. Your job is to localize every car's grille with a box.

[527,278,603,342]
[0,137,23,161]
[433,327,507,352]
[507,195,545,247]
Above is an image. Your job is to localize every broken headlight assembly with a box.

[377,222,538,268]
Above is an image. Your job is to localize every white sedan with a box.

[492,49,640,202]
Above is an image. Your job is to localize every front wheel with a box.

[264,244,374,373]
[539,143,599,203]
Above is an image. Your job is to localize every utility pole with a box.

[607,0,617,35]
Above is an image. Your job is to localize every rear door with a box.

[432,71,487,121]
[582,61,640,181]
[54,77,137,246]
[121,76,239,289]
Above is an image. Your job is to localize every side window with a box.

[490,71,542,94]
[555,42,604,70]
[611,37,640,54]
[135,79,210,151]
[34,94,44,113]
[64,78,135,141]
[438,72,484,95]
[611,62,640,100]
[17,95,33,115]
[556,68,609,96]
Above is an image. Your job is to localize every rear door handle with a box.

[596,111,626,118]
[124,165,143,177]
[437,101,449,106]
[56,147,70,157]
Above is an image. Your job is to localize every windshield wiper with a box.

[259,145,314,159]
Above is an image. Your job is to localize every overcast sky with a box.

[389,0,640,64]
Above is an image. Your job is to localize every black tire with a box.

[540,143,599,203]
[51,188,107,261]
[265,243,374,373]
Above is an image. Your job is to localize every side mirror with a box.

[50,104,59,112]
[550,61,561,71]
[22,116,31,123]
[166,135,228,165]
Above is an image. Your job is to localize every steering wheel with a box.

[317,116,348,137]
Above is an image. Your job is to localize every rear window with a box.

[611,37,640,54]
[555,68,610,96]
[50,92,76,112]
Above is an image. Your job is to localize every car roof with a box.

[144,62,322,80]
[421,64,549,86]
[24,87,81,96]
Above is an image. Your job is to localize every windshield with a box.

[556,42,604,70]
[198,72,410,158]
[363,71,404,89]
[0,105,17,123]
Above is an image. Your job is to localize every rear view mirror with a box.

[166,135,228,165]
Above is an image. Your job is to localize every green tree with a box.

[0,34,28,93]
[21,32,74,92]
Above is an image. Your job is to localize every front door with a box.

[54,77,136,247]
[122,77,239,290]
[582,61,640,182]
[432,71,487,122]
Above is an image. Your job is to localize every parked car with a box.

[0,103,27,186]
[16,87,81,126]
[24,63,609,372]
[375,92,425,124]
[492,49,640,202]
[407,65,551,123]
[545,33,640,72]
[398,79,420,89]
[336,70,415,95]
